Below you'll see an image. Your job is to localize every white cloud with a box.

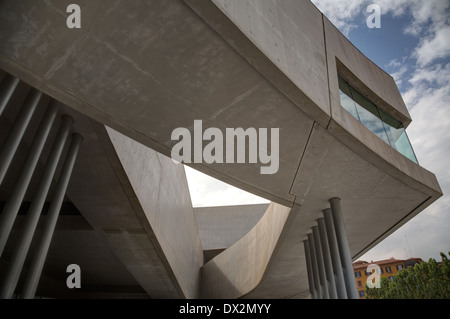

[380,0,450,67]
[386,58,409,88]
[408,63,450,86]
[310,0,365,36]
[373,55,450,263]
[414,26,450,66]
[310,0,450,261]
[311,0,450,68]
[405,63,450,185]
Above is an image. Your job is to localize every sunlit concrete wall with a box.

[322,16,441,204]
[199,0,331,127]
[206,0,441,205]
[106,127,204,299]
[194,204,268,250]
[200,202,291,298]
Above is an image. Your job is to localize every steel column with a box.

[323,208,348,299]
[307,233,322,299]
[329,198,359,299]
[312,226,329,299]
[0,102,58,256]
[317,218,338,299]
[0,74,20,116]
[21,133,83,299]
[303,240,316,299]
[0,89,42,185]
[0,116,72,299]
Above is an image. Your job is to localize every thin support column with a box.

[0,116,73,299]
[323,208,348,299]
[0,102,58,256]
[21,133,83,299]
[312,226,329,299]
[303,240,316,299]
[317,218,338,299]
[307,233,322,299]
[0,89,42,185]
[0,74,20,116]
[329,197,359,299]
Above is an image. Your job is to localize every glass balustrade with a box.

[338,75,418,163]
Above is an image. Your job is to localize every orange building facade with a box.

[353,257,422,298]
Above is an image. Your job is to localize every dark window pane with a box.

[340,89,360,120]
[350,89,390,145]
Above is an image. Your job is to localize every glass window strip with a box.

[337,75,418,163]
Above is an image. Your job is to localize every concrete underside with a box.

[0,0,442,298]
[0,91,186,298]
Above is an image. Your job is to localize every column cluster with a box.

[0,73,83,299]
[303,198,359,299]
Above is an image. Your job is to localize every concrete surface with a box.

[106,126,204,299]
[201,202,291,298]
[0,0,443,299]
[194,204,268,251]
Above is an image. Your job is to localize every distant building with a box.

[353,257,422,298]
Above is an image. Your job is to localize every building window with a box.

[386,266,392,273]
[389,276,394,281]
[397,264,403,271]
[359,290,365,298]
[358,280,362,287]
[355,271,361,278]
[338,75,417,163]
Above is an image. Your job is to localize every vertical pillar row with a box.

[0,116,74,299]
[0,101,58,256]
[21,133,83,299]
[0,85,83,298]
[0,89,42,185]
[317,218,338,299]
[307,233,322,299]
[323,208,348,299]
[0,74,21,116]
[329,197,359,299]
[303,240,316,299]
[312,226,329,299]
[303,198,358,299]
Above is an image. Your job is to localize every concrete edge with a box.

[200,202,291,298]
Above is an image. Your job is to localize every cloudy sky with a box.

[310,0,450,262]
[185,0,449,262]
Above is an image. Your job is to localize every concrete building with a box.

[0,0,442,299]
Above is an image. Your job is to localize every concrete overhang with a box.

[0,0,442,298]
[0,90,187,298]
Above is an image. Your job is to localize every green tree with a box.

[365,252,450,299]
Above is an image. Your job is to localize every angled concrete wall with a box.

[194,204,268,251]
[200,202,290,298]
[0,0,443,300]
[206,0,330,125]
[65,118,185,298]
[106,127,203,299]
[322,17,442,202]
